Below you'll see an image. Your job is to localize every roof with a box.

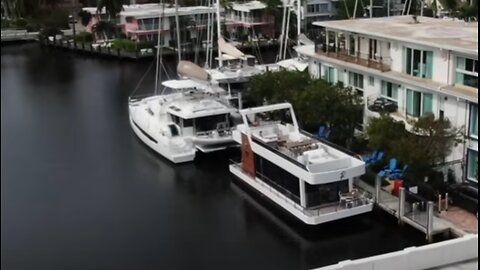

[161,79,205,90]
[231,1,267,12]
[166,97,236,119]
[313,16,478,56]
[121,6,216,19]
[83,4,218,18]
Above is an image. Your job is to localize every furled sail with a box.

[177,60,210,81]
[218,36,245,60]
[297,34,314,45]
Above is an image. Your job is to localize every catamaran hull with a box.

[129,116,196,164]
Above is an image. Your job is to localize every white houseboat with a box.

[229,103,374,225]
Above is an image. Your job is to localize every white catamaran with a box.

[128,0,240,163]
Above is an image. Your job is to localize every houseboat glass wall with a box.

[253,155,300,204]
[304,180,349,208]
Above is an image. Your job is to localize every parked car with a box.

[447,184,478,218]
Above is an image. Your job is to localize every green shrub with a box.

[40,26,62,38]
[74,32,93,43]
[26,22,41,32]
[15,18,28,28]
[111,39,153,52]
[1,19,11,29]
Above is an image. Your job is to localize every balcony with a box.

[314,43,391,72]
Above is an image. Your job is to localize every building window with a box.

[470,104,478,138]
[405,47,433,79]
[348,71,364,90]
[467,149,478,182]
[368,76,374,86]
[456,57,478,88]
[319,3,329,13]
[406,89,432,117]
[324,66,335,83]
[338,69,344,83]
[381,81,399,102]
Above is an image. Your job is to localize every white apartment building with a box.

[295,15,478,183]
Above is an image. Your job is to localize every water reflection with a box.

[2,43,431,270]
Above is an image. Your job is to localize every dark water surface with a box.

[2,44,427,270]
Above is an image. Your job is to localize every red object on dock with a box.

[392,180,403,196]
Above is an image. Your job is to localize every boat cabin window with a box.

[168,124,179,137]
[254,154,300,204]
[304,180,349,208]
[183,118,193,127]
[195,114,229,132]
[171,115,181,126]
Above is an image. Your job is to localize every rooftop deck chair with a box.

[324,128,331,139]
[318,125,326,138]
[390,164,408,179]
[375,151,384,162]
[362,150,376,164]
[378,158,397,177]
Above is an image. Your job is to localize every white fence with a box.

[314,234,478,270]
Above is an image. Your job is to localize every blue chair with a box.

[375,151,384,162]
[390,164,408,179]
[318,125,326,138]
[365,150,378,163]
[378,158,397,177]
[324,128,331,139]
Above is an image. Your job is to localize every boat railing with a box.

[230,160,373,217]
[128,94,154,104]
[251,136,307,170]
[299,130,364,161]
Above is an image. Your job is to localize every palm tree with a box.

[92,20,116,41]
[96,0,124,21]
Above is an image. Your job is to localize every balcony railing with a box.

[315,42,391,72]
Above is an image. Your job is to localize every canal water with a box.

[1,44,428,270]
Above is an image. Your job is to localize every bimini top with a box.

[162,79,206,90]
[166,96,236,119]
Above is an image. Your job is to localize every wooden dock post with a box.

[427,201,434,243]
[398,187,405,225]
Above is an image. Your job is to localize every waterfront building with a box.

[295,15,478,183]
[82,4,218,45]
[224,1,275,40]
[303,0,335,33]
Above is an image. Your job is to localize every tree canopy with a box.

[365,113,464,181]
[96,0,124,20]
[248,69,363,147]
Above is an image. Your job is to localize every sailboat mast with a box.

[205,0,212,68]
[297,0,301,37]
[175,0,181,61]
[278,1,287,61]
[216,0,223,67]
[154,0,164,94]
